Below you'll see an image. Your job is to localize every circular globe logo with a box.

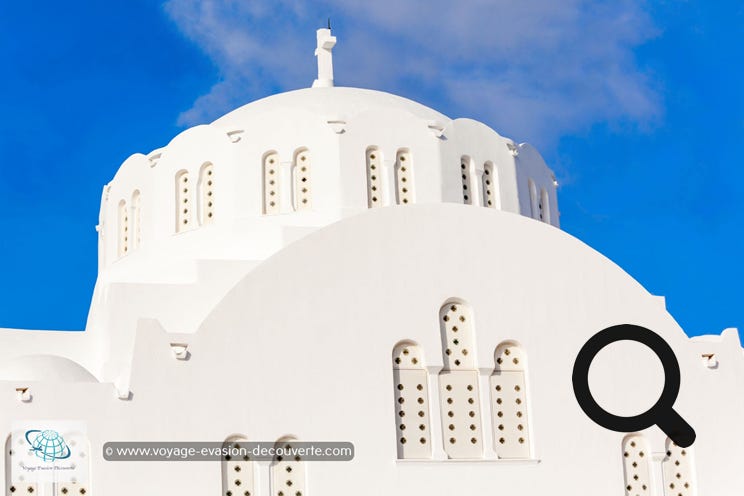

[24,429,71,461]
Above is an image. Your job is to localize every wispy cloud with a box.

[163,0,660,146]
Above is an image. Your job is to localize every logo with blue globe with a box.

[24,429,71,462]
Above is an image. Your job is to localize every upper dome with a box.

[212,86,449,131]
[88,28,559,344]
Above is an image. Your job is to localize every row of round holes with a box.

[444,381,478,445]
[397,154,411,204]
[461,160,471,203]
[367,152,381,205]
[296,154,309,205]
[181,174,190,225]
[204,167,214,219]
[483,167,494,206]
[494,383,526,445]
[266,157,278,210]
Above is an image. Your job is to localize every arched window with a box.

[175,170,193,232]
[5,434,38,496]
[222,436,255,496]
[622,434,652,496]
[438,300,483,459]
[271,436,306,496]
[662,438,697,496]
[394,149,414,205]
[392,342,431,459]
[528,179,538,219]
[198,162,215,225]
[482,162,499,208]
[366,147,383,208]
[131,190,141,249]
[55,430,91,496]
[6,430,90,495]
[263,152,281,215]
[490,342,531,459]
[460,156,474,205]
[539,188,550,223]
[292,148,312,211]
[118,199,128,257]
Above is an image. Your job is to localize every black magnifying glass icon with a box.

[572,324,696,448]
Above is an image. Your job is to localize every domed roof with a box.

[0,354,98,383]
[211,86,450,130]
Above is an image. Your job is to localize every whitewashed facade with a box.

[1,29,742,495]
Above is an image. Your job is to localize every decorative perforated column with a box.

[263,152,281,214]
[366,147,383,208]
[222,436,255,496]
[438,301,483,459]
[482,162,499,208]
[199,162,215,225]
[394,149,414,205]
[460,156,474,205]
[292,149,311,211]
[117,199,128,257]
[490,342,531,459]
[662,438,697,496]
[393,343,432,459]
[175,170,193,232]
[271,437,306,496]
[622,434,653,496]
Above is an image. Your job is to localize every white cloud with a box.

[163,0,660,146]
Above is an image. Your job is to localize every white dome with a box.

[211,87,450,130]
[0,354,98,383]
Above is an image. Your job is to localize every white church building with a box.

[1,28,742,495]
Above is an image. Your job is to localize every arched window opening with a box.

[394,149,414,205]
[366,147,383,208]
[199,162,215,225]
[131,190,141,249]
[175,170,193,232]
[292,148,312,211]
[263,152,281,215]
[662,438,697,496]
[222,436,255,496]
[528,179,538,219]
[392,342,431,459]
[271,436,306,496]
[490,342,532,459]
[438,300,483,459]
[118,199,128,257]
[482,162,500,208]
[622,434,652,496]
[460,156,474,205]
[539,188,550,223]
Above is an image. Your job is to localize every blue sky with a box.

[0,1,741,342]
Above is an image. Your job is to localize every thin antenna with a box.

[327,17,331,30]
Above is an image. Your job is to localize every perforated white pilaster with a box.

[366,147,383,208]
[222,437,256,496]
[131,190,141,249]
[490,342,531,459]
[662,439,697,496]
[538,187,548,223]
[271,438,306,496]
[292,149,312,211]
[460,156,474,205]
[393,343,432,459]
[482,162,499,208]
[394,149,414,205]
[175,170,193,232]
[438,301,482,459]
[622,434,653,496]
[117,199,128,257]
[528,179,538,219]
[199,162,215,225]
[263,152,281,215]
